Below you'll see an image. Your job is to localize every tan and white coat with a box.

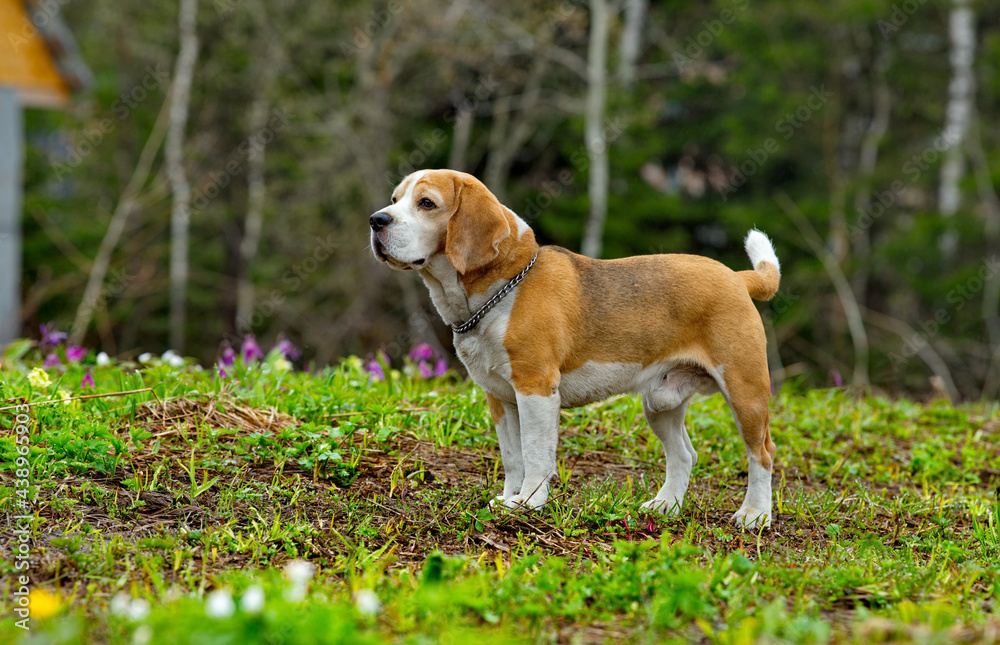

[370,169,781,529]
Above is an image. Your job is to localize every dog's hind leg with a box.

[717,367,775,530]
[640,395,697,516]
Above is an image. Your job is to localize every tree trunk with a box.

[617,0,646,87]
[71,93,172,345]
[447,106,474,172]
[236,34,280,328]
[967,113,1000,397]
[166,0,199,352]
[581,0,610,259]
[851,49,891,307]
[939,0,975,217]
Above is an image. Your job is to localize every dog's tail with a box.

[738,229,780,301]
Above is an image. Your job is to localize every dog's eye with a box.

[418,198,436,210]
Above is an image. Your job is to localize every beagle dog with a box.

[370,169,780,529]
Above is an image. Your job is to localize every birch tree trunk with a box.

[166,0,199,352]
[939,0,975,217]
[617,0,646,87]
[580,0,610,259]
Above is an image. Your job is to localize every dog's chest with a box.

[453,303,517,401]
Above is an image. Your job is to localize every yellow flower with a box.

[56,390,76,407]
[28,368,52,388]
[29,588,62,619]
[274,358,292,372]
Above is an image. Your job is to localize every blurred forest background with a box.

[15,0,1000,400]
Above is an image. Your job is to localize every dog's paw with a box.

[488,495,507,509]
[732,506,772,530]
[640,498,683,516]
[502,492,546,510]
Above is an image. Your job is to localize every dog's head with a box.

[369,169,512,275]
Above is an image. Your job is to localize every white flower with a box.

[283,560,315,586]
[354,589,381,616]
[138,353,153,364]
[96,352,111,366]
[205,589,235,619]
[274,357,292,372]
[240,585,265,614]
[161,350,185,368]
[110,593,130,616]
[111,594,150,621]
[56,389,72,406]
[132,624,153,645]
[283,559,315,602]
[127,599,150,621]
[28,367,52,388]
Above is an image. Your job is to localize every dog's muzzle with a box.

[369,211,392,232]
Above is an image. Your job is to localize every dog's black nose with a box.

[369,212,392,232]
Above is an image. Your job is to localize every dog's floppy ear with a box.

[446,176,511,275]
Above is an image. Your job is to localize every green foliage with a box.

[2,355,999,643]
[17,0,1000,398]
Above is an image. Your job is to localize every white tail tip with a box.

[745,229,780,275]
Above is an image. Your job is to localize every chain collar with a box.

[452,253,538,335]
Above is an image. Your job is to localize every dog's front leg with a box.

[486,393,524,504]
[503,389,560,510]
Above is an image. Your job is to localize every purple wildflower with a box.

[217,345,237,379]
[43,352,61,368]
[241,335,264,362]
[220,345,237,368]
[66,345,87,363]
[273,336,302,360]
[40,323,68,347]
[408,342,448,379]
[408,342,435,362]
[830,370,843,388]
[365,352,387,382]
[81,369,95,389]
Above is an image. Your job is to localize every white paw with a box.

[502,492,546,510]
[640,498,683,516]
[488,495,506,509]
[732,507,772,530]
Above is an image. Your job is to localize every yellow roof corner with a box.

[0,0,91,108]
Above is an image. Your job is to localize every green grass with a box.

[1,352,998,644]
